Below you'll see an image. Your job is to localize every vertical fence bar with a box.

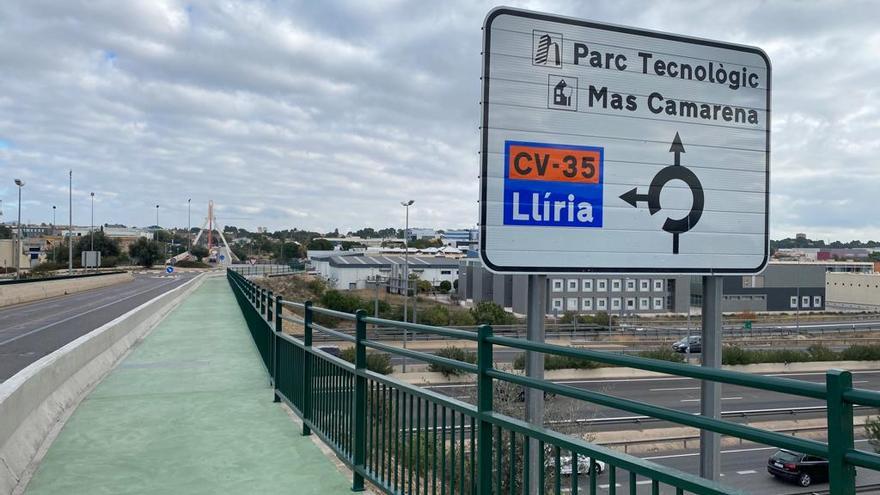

[302,301,313,436]
[352,309,367,491]
[477,324,493,495]
[273,294,282,399]
[827,369,856,495]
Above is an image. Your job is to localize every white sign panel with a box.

[480,8,770,274]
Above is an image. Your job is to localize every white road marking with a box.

[0,279,181,346]
[736,469,757,475]
[635,480,652,485]
[650,387,699,392]
[599,483,621,489]
[642,439,870,460]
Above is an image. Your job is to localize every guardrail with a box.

[227,268,880,494]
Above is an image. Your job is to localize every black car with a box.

[767,449,829,487]
[671,336,701,353]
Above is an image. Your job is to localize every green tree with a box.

[470,301,516,325]
[276,242,302,260]
[128,238,163,267]
[190,245,209,261]
[0,224,11,239]
[307,238,334,251]
[75,231,120,258]
[438,280,452,293]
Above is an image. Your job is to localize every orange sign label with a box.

[507,144,601,184]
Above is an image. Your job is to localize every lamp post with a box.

[400,199,414,372]
[187,198,191,252]
[89,192,95,251]
[52,205,57,262]
[14,179,25,279]
[68,170,72,274]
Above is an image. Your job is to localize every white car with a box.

[546,452,606,475]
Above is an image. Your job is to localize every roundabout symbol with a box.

[619,132,704,254]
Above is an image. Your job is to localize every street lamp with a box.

[14,179,24,279]
[52,205,57,262]
[400,199,414,372]
[155,204,159,241]
[68,170,73,274]
[89,192,95,252]
[187,198,191,252]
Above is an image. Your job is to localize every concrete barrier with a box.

[0,272,210,495]
[0,272,134,308]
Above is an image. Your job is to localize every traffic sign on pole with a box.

[480,8,770,274]
[166,266,174,274]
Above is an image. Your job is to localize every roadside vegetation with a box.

[339,347,394,375]
[428,346,477,377]
[723,344,880,365]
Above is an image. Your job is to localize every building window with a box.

[441,270,451,275]
[814,296,822,307]
[626,298,635,310]
[611,298,621,310]
[567,279,579,292]
[582,298,593,311]
[653,279,664,292]
[596,279,608,291]
[639,279,650,292]
[639,297,649,310]
[552,279,563,292]
[611,279,621,292]
[596,298,607,310]
[790,296,798,309]
[551,298,563,310]
[625,279,636,292]
[582,279,593,292]
[802,296,811,308]
[567,297,579,311]
[653,297,664,310]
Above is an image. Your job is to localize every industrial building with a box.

[457,258,862,315]
[310,254,459,291]
[826,272,880,310]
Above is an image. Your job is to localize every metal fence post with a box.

[476,324,494,495]
[352,309,368,492]
[302,301,313,436]
[827,369,856,494]
[273,294,282,401]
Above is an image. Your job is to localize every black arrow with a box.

[619,187,649,208]
[669,131,685,166]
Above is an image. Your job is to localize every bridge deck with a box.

[25,276,351,494]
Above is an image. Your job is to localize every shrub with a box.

[840,345,880,361]
[175,260,210,268]
[428,346,477,377]
[513,353,602,371]
[439,280,452,293]
[339,347,394,375]
[31,261,66,273]
[637,347,685,363]
[470,301,517,326]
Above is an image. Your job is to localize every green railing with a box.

[227,268,879,494]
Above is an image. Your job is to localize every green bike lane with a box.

[25,276,352,495]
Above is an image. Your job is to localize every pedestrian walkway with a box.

[25,276,352,495]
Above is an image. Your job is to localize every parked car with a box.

[671,336,701,353]
[545,450,606,476]
[767,449,829,487]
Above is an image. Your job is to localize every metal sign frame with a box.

[479,7,771,274]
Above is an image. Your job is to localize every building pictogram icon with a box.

[619,132,704,254]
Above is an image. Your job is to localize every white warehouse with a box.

[315,254,460,290]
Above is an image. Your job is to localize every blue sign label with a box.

[219,254,226,261]
[166,266,174,274]
[502,140,604,228]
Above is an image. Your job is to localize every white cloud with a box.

[0,0,878,243]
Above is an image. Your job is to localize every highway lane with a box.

[423,371,880,429]
[607,440,880,493]
[0,272,195,381]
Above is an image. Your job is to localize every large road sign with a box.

[480,8,770,274]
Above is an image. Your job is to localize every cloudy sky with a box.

[0,1,878,240]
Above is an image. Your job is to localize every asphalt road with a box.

[0,272,194,382]
[423,370,880,429]
[604,440,880,494]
